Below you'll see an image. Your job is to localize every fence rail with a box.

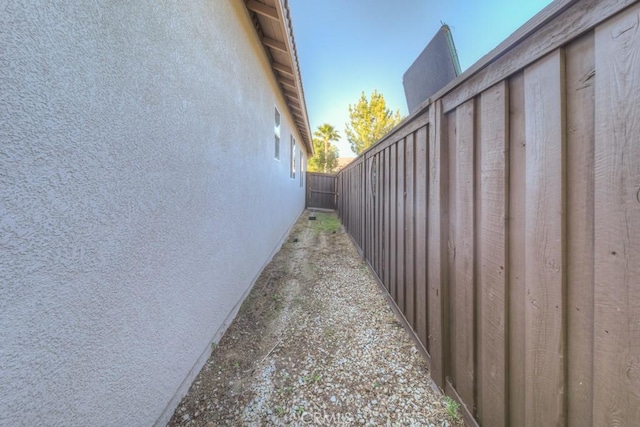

[336,1,640,425]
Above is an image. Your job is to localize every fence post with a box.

[427,100,448,390]
[362,153,367,260]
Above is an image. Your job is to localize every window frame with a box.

[299,149,304,187]
[274,107,281,160]
[290,135,296,179]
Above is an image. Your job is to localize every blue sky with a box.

[288,0,553,157]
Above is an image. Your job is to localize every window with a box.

[290,136,296,179]
[299,150,304,187]
[274,107,280,160]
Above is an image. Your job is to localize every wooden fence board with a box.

[390,145,397,301]
[384,148,391,290]
[447,110,458,385]
[428,101,447,388]
[508,71,526,427]
[524,49,566,427]
[453,99,476,409]
[372,156,377,271]
[405,133,416,327]
[371,156,377,273]
[478,80,509,427]
[594,5,640,425]
[361,165,365,248]
[565,31,595,427]
[368,159,372,266]
[440,0,637,112]
[378,152,384,277]
[358,162,363,247]
[396,138,406,313]
[415,126,429,346]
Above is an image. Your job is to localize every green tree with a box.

[345,90,402,155]
[308,123,339,173]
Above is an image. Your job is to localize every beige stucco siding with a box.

[0,1,307,425]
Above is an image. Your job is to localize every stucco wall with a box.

[0,1,307,425]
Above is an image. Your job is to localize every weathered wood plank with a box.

[508,71,526,427]
[272,61,293,76]
[594,5,640,426]
[377,152,383,277]
[428,101,447,388]
[453,99,476,409]
[371,156,376,267]
[390,144,397,301]
[396,138,406,313]
[447,109,458,385]
[384,147,391,291]
[478,80,509,427]
[375,154,381,275]
[379,151,384,279]
[262,36,287,53]
[366,156,373,263]
[363,159,368,257]
[565,31,595,427]
[415,126,429,347]
[441,0,637,112]
[524,49,566,427]
[359,162,364,250]
[247,0,279,20]
[405,133,416,327]
[360,161,364,247]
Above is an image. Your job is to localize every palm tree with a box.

[313,124,340,173]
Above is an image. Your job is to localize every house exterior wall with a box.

[0,1,307,425]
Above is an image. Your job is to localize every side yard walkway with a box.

[169,211,460,426]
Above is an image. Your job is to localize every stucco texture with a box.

[0,1,306,425]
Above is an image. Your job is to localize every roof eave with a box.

[244,0,314,156]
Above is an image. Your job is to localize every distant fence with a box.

[336,1,640,425]
[306,172,336,210]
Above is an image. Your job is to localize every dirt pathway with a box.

[168,211,460,426]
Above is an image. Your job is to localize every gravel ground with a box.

[168,211,461,426]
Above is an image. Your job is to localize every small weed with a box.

[322,326,337,340]
[274,406,286,416]
[277,386,292,395]
[373,381,380,388]
[311,213,341,233]
[295,406,305,416]
[292,296,305,308]
[444,396,461,421]
[270,294,283,316]
[211,342,218,350]
[301,372,322,384]
[233,361,239,370]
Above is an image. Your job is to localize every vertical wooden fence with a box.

[306,172,336,210]
[336,1,640,425]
